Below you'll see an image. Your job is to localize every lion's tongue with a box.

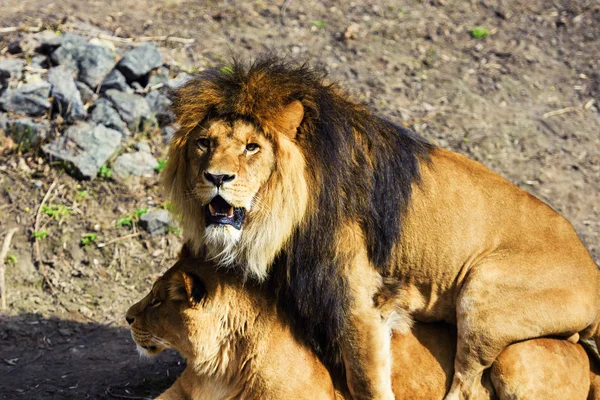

[209,196,234,217]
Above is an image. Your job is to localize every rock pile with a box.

[0,29,193,235]
[0,30,191,173]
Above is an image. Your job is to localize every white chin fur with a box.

[204,225,242,267]
[136,344,154,358]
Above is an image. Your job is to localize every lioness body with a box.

[127,260,596,400]
[164,58,600,399]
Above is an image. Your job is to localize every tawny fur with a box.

[126,259,598,400]
[162,57,600,400]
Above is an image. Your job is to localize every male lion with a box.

[126,259,598,400]
[162,57,600,399]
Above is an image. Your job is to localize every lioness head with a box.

[163,61,315,280]
[126,259,254,364]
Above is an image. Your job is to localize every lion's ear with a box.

[169,271,207,306]
[280,100,304,139]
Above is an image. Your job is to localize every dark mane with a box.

[173,56,433,371]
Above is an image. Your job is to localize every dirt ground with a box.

[1,0,599,398]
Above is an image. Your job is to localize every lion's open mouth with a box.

[205,196,246,230]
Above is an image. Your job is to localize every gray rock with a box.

[47,66,87,121]
[98,69,131,93]
[145,90,173,126]
[148,66,170,87]
[77,45,116,89]
[29,55,48,70]
[131,81,144,91]
[0,81,51,116]
[3,118,51,149]
[8,40,23,55]
[117,43,162,82]
[51,44,116,89]
[0,59,26,81]
[139,209,172,236]
[76,81,96,105]
[42,122,122,179]
[166,72,192,89]
[50,40,84,71]
[161,125,176,144]
[112,148,158,179]
[0,115,7,132]
[90,99,127,136]
[104,89,155,132]
[36,32,86,55]
[135,141,152,153]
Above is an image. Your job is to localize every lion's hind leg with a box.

[491,338,590,400]
[445,259,597,400]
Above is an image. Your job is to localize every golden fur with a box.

[162,58,600,399]
[126,259,598,400]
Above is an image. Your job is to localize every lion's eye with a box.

[197,138,211,150]
[245,143,260,153]
[150,298,162,308]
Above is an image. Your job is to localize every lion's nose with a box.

[126,316,134,325]
[204,172,235,187]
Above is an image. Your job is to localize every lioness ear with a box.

[169,271,207,306]
[280,100,304,139]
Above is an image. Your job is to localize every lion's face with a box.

[126,260,250,363]
[164,101,309,279]
[186,119,276,246]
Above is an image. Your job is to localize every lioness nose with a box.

[126,316,134,325]
[204,172,235,187]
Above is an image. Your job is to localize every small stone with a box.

[0,58,26,82]
[112,148,158,179]
[8,40,23,54]
[0,81,51,116]
[47,66,87,122]
[161,125,176,144]
[76,81,97,105]
[104,89,155,132]
[117,43,162,82]
[135,141,152,153]
[139,209,172,236]
[36,32,86,55]
[77,45,117,89]
[98,69,131,93]
[34,180,43,188]
[89,99,128,136]
[4,118,51,149]
[131,81,144,91]
[145,90,173,126]
[29,55,48,70]
[50,40,84,71]
[51,44,116,89]
[42,122,122,179]
[148,66,170,87]
[166,72,192,89]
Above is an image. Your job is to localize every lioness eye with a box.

[246,143,260,152]
[197,138,211,149]
[150,298,162,307]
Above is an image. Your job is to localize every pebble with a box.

[47,65,87,121]
[89,99,128,136]
[117,43,162,83]
[104,89,155,132]
[42,122,123,179]
[0,81,52,116]
[139,209,172,236]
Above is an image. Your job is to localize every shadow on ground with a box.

[1,313,184,400]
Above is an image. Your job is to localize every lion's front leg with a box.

[341,299,395,400]
[341,250,396,400]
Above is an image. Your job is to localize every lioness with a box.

[126,259,597,400]
[162,57,600,399]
